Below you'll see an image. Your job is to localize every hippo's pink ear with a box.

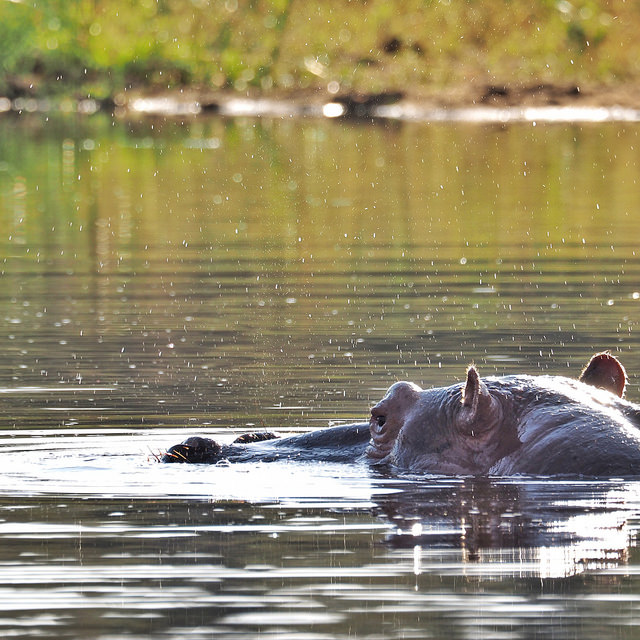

[579,351,627,398]
[459,366,498,436]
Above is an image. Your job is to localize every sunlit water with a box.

[1,112,640,638]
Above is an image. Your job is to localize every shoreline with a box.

[3,81,640,123]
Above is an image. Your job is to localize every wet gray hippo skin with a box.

[163,352,640,476]
[162,423,371,465]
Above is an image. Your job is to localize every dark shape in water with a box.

[329,91,404,119]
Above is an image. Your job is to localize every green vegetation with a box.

[1,0,639,99]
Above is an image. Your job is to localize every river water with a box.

[1,110,640,638]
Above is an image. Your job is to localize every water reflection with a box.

[376,478,637,579]
[0,463,638,638]
[2,115,640,402]
[2,112,640,638]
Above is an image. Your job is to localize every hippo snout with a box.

[162,436,222,463]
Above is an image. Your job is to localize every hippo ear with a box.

[459,366,497,436]
[579,351,627,398]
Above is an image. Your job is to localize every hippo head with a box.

[367,367,513,474]
[368,380,422,461]
[366,352,628,474]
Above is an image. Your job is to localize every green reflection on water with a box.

[0,114,639,426]
[3,115,639,254]
[2,113,640,640]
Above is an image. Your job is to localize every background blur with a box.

[2,0,640,100]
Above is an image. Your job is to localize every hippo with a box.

[162,352,640,477]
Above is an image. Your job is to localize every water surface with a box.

[1,111,640,638]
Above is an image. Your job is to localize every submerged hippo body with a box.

[162,423,371,465]
[163,352,640,477]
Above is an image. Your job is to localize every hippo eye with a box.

[376,415,386,428]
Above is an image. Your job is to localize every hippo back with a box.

[487,375,640,476]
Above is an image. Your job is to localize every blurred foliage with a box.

[1,0,640,97]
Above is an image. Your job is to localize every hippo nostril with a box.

[376,415,386,428]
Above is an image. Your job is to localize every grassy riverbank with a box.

[2,0,640,103]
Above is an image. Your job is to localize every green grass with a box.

[1,0,639,99]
